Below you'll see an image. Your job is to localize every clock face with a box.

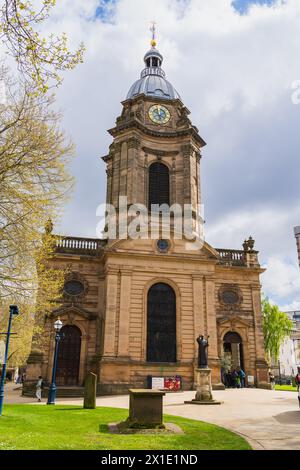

[148,105,171,125]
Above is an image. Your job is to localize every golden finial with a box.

[150,21,157,47]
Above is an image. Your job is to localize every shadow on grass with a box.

[99,424,109,433]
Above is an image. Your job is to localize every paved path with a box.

[4,384,300,450]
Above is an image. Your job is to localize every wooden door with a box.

[56,325,81,386]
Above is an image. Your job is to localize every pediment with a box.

[50,305,97,321]
[104,237,219,262]
[217,315,254,328]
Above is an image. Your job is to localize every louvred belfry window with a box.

[148,162,170,208]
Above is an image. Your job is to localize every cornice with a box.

[108,119,206,148]
[142,146,179,157]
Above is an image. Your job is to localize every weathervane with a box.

[150,21,157,47]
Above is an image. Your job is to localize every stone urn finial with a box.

[247,236,255,251]
[243,240,249,252]
[44,218,53,235]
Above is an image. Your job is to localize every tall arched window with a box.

[147,283,176,363]
[148,162,170,208]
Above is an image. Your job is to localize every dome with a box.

[127,75,181,101]
[126,45,181,101]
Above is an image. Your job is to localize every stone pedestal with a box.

[84,372,97,409]
[185,369,222,405]
[128,389,166,427]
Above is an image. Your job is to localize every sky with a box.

[25,0,300,311]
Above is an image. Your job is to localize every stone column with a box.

[102,268,119,357]
[118,269,132,357]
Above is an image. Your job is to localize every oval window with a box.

[64,280,84,296]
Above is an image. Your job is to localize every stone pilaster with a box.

[192,275,205,359]
[205,276,222,386]
[181,144,192,206]
[127,137,141,206]
[204,276,218,358]
[251,284,270,388]
[118,269,132,357]
[102,268,119,357]
[111,143,121,207]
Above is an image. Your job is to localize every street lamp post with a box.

[0,305,19,416]
[47,319,63,405]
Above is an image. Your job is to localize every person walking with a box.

[295,372,300,392]
[269,371,275,390]
[36,376,43,402]
[238,368,246,388]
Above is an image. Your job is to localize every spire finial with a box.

[150,21,157,47]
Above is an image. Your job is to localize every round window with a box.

[157,239,170,253]
[64,280,84,296]
[222,290,239,305]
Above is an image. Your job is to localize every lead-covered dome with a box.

[126,46,181,101]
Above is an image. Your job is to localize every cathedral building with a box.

[24,36,269,396]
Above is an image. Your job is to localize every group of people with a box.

[222,368,246,389]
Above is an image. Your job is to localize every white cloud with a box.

[4,0,300,306]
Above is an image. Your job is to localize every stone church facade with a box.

[24,40,269,396]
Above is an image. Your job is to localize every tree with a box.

[0,0,85,93]
[0,68,73,311]
[0,301,35,367]
[262,297,293,364]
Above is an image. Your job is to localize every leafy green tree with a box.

[262,297,293,364]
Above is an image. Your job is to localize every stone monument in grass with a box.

[128,389,166,428]
[108,388,183,435]
[83,372,97,409]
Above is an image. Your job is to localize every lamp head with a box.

[10,305,19,316]
[54,318,63,332]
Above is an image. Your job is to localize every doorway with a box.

[223,331,244,371]
[56,325,81,386]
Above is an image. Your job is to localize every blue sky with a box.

[233,0,276,13]
[96,0,276,19]
[96,0,277,18]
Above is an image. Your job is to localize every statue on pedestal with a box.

[197,335,209,369]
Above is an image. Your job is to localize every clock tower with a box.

[103,36,206,228]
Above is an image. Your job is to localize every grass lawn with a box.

[275,385,298,392]
[0,405,251,450]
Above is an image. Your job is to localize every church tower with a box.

[103,30,206,239]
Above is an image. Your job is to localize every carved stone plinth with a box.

[128,389,166,428]
[185,369,222,405]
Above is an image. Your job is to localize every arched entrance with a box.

[147,283,176,363]
[223,332,244,371]
[56,325,81,386]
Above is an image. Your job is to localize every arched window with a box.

[147,283,176,363]
[148,162,170,208]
